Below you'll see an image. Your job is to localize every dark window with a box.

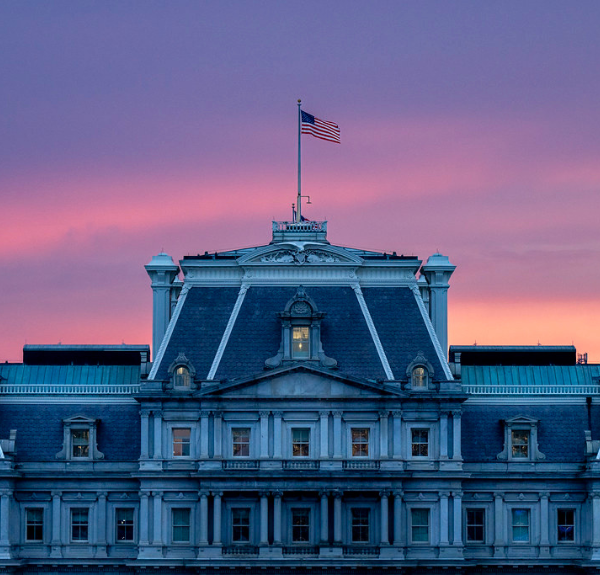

[71,508,89,542]
[351,508,370,543]
[172,508,191,543]
[411,508,429,542]
[557,509,575,542]
[411,429,429,457]
[232,428,250,457]
[466,509,485,542]
[71,430,90,458]
[26,508,44,541]
[172,428,191,457]
[116,508,134,542]
[292,428,310,457]
[512,509,529,542]
[292,508,310,542]
[232,508,250,542]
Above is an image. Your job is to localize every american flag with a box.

[301,111,340,143]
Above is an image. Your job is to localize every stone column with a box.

[50,491,62,558]
[139,492,150,546]
[320,411,329,459]
[493,493,505,557]
[152,491,163,547]
[379,411,389,459]
[273,412,283,459]
[0,491,11,559]
[212,492,222,544]
[333,491,342,544]
[213,412,223,459]
[333,412,343,459]
[592,493,600,559]
[153,410,163,460]
[539,492,550,557]
[439,492,450,545]
[140,409,150,459]
[439,412,448,459]
[392,411,402,459]
[393,491,404,547]
[260,492,269,545]
[260,412,270,459]
[200,412,210,459]
[452,411,462,460]
[96,492,108,556]
[320,491,329,544]
[452,491,463,546]
[199,492,209,544]
[273,491,282,545]
[380,490,390,545]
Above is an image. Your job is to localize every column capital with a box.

[272,411,283,418]
[590,492,600,500]
[451,410,462,418]
[392,410,402,417]
[140,492,150,500]
[540,492,550,499]
[494,492,504,500]
[439,491,451,499]
[213,411,223,419]
[199,490,209,498]
[259,490,270,498]
[152,491,163,497]
[272,490,283,498]
[333,489,343,499]
[152,409,163,418]
[97,491,108,499]
[379,490,391,498]
[51,490,62,498]
[259,411,270,418]
[319,410,330,417]
[379,410,389,418]
[200,410,210,417]
[333,411,343,418]
[451,491,463,498]
[211,491,223,498]
[140,409,152,417]
[319,490,330,498]
[392,490,404,498]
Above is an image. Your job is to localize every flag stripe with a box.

[301,111,340,143]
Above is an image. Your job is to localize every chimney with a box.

[420,253,456,358]
[145,253,180,360]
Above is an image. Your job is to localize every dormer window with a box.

[292,327,310,359]
[497,415,545,462]
[174,366,191,388]
[56,415,104,461]
[411,366,428,389]
[72,429,90,458]
[265,287,337,369]
[406,352,434,391]
[167,353,196,392]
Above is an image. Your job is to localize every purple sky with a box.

[2,1,600,362]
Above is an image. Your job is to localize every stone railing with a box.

[0,383,141,395]
[463,384,600,395]
[343,546,380,556]
[222,545,259,556]
[283,546,319,556]
[282,460,320,470]
[222,460,260,470]
[273,220,327,232]
[342,460,380,470]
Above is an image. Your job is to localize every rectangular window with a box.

[71,429,90,458]
[351,508,370,543]
[292,326,310,359]
[351,428,369,457]
[232,508,251,543]
[411,508,429,543]
[292,428,310,457]
[116,508,134,542]
[292,508,310,542]
[172,508,191,543]
[71,508,89,542]
[172,428,191,457]
[557,509,575,542]
[512,509,530,542]
[511,430,529,458]
[232,428,251,457]
[411,429,429,457]
[466,509,485,542]
[26,508,44,541]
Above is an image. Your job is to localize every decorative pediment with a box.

[62,414,98,426]
[238,243,363,265]
[201,364,403,399]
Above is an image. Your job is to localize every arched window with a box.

[411,366,428,389]
[174,366,191,388]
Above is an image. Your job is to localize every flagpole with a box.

[297,99,302,223]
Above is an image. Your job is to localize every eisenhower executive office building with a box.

[0,219,599,575]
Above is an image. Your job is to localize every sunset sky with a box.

[2,1,600,363]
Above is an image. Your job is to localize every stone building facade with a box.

[0,220,599,575]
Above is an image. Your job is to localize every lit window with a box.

[232,508,250,542]
[172,508,191,543]
[557,509,575,542]
[174,366,191,388]
[232,428,250,457]
[511,430,529,459]
[411,508,429,543]
[466,509,485,542]
[351,509,370,543]
[411,366,427,389]
[351,428,369,457]
[172,428,191,457]
[292,508,310,542]
[292,326,310,359]
[71,429,90,458]
[411,429,429,457]
[71,508,89,542]
[512,509,529,542]
[26,508,44,541]
[116,508,134,542]
[292,428,310,457]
